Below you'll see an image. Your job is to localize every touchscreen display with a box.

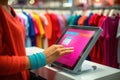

[55,28,95,70]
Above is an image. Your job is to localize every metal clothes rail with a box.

[13,5,120,14]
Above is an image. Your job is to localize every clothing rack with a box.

[13,5,120,15]
[13,5,73,15]
[15,4,120,68]
[13,6,72,10]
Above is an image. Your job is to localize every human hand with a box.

[43,44,74,64]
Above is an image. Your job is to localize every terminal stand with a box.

[33,60,120,80]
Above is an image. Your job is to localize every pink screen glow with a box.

[56,28,95,68]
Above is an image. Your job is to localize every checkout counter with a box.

[26,47,120,80]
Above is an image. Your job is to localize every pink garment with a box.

[17,14,26,26]
[101,16,119,68]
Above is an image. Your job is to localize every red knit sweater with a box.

[0,5,29,80]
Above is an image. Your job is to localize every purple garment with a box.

[63,14,71,21]
[56,14,65,32]
[101,16,119,68]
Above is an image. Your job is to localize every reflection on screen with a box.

[56,28,95,69]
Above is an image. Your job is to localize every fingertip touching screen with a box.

[51,25,102,73]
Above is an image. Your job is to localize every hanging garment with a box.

[48,13,62,46]
[31,12,45,48]
[101,16,119,68]
[23,12,36,46]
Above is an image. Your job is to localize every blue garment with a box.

[20,12,31,47]
[23,12,36,46]
[84,13,93,26]
[73,15,81,25]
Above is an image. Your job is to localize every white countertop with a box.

[37,60,120,80]
[26,47,120,80]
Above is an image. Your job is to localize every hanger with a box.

[103,9,109,16]
[108,8,119,19]
[98,9,104,15]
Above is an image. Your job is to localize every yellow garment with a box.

[31,12,45,48]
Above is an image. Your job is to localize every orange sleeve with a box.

[0,56,27,76]
[0,27,27,76]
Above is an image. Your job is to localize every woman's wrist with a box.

[28,52,46,70]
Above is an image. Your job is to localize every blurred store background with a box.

[9,0,120,8]
[8,0,120,69]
